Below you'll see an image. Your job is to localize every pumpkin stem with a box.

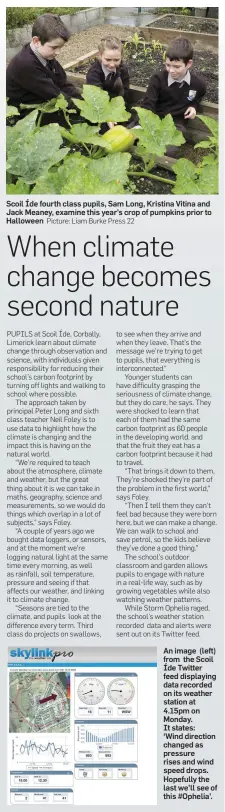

[128,170,175,186]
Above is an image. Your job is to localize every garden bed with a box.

[150,14,218,34]
[66,140,211,194]
[140,27,217,53]
[69,41,218,104]
[6,77,218,196]
[140,14,218,53]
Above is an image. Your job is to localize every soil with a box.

[74,43,218,104]
[133,171,173,194]
[178,143,210,165]
[151,15,218,34]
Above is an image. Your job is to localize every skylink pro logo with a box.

[9,648,74,662]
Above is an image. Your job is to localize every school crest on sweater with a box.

[187,89,197,101]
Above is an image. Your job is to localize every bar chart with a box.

[85,726,135,744]
[75,721,138,763]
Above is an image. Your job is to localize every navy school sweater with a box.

[86,60,130,103]
[141,69,206,119]
[6,43,80,108]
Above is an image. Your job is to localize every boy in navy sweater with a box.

[6,13,80,122]
[131,38,206,153]
[142,37,206,123]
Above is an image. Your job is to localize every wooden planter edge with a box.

[140,24,218,51]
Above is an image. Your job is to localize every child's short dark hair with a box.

[32,13,70,44]
[166,37,193,64]
[98,37,123,54]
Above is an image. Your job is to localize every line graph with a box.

[12,736,72,766]
[20,740,69,758]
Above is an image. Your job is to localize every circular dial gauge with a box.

[107,678,135,705]
[77,678,105,705]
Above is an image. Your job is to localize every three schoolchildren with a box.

[6,13,206,140]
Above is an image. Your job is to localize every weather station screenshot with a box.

[8,658,157,805]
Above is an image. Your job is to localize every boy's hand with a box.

[184,106,196,120]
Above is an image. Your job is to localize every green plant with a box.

[157,7,192,16]
[20,95,72,127]
[124,37,166,64]
[6,7,88,29]
[171,115,218,193]
[141,38,165,59]
[6,94,132,193]
[127,32,146,57]
[71,85,131,126]
[128,32,144,49]
[134,107,185,155]
[151,39,165,55]
[172,158,218,193]
[141,41,149,58]
[58,122,106,155]
[194,115,218,159]
[6,109,40,153]
[7,117,69,184]
[6,87,218,195]
[6,100,20,119]
[32,152,132,194]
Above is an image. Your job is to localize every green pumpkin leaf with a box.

[7,124,69,183]
[104,95,131,123]
[6,109,39,152]
[6,103,19,118]
[171,159,200,193]
[32,153,87,194]
[32,172,62,195]
[59,122,103,147]
[72,85,130,124]
[93,152,131,184]
[133,142,156,167]
[194,140,213,149]
[197,114,218,139]
[60,152,129,193]
[200,153,217,167]
[134,109,185,156]
[32,154,86,194]
[6,179,31,194]
[20,93,69,113]
[51,152,90,192]
[195,162,218,194]
[172,157,218,194]
[62,172,126,194]
[32,151,129,194]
